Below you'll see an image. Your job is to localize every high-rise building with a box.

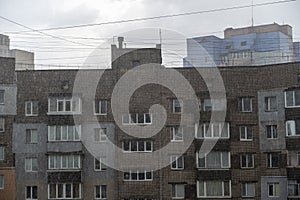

[184,23,299,67]
[0,34,34,70]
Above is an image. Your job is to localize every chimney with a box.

[118,37,124,49]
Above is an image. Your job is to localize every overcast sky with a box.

[0,0,299,68]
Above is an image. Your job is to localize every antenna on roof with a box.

[159,28,162,46]
[251,0,254,27]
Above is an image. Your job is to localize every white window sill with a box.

[47,112,81,115]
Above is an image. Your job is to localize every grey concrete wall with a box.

[258,89,286,151]
[81,122,116,199]
[261,176,287,199]
[0,85,16,115]
[13,123,48,200]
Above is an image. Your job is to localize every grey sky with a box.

[0,0,299,68]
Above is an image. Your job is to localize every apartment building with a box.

[0,34,34,71]
[183,23,299,67]
[0,57,17,200]
[9,38,300,199]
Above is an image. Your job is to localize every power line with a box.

[0,16,93,47]
[5,0,296,33]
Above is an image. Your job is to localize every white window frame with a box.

[172,99,183,113]
[94,185,107,199]
[94,157,107,171]
[47,183,81,199]
[94,100,108,115]
[122,141,153,152]
[94,128,107,142]
[170,127,183,142]
[240,154,254,169]
[0,146,4,161]
[25,158,38,172]
[0,118,5,133]
[123,170,153,181]
[170,155,184,170]
[196,151,231,169]
[268,182,280,197]
[47,125,81,142]
[196,180,231,198]
[265,96,277,112]
[122,113,152,125]
[288,180,300,197]
[48,155,81,170]
[0,175,3,189]
[266,125,278,139]
[285,90,300,108]
[286,120,297,136]
[25,101,38,116]
[241,182,255,197]
[267,153,279,168]
[26,186,38,200]
[26,129,38,144]
[172,184,185,199]
[195,123,230,139]
[48,97,81,115]
[239,126,253,141]
[240,97,252,112]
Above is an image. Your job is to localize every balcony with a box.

[47,141,82,153]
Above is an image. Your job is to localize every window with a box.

[0,90,4,104]
[203,99,226,112]
[265,96,277,111]
[48,183,81,199]
[239,126,253,141]
[240,154,254,168]
[172,99,182,113]
[94,128,107,142]
[122,141,152,152]
[25,158,38,172]
[288,151,300,166]
[170,127,183,142]
[95,185,107,199]
[94,157,107,171]
[94,100,107,115]
[238,97,252,112]
[268,183,280,197]
[266,125,278,139]
[197,180,231,198]
[267,153,279,168]
[196,151,230,169]
[288,180,300,197]
[132,60,140,67]
[0,175,3,189]
[26,129,38,144]
[286,120,298,136]
[25,101,38,116]
[0,146,4,160]
[241,41,247,46]
[285,90,300,107]
[241,182,255,197]
[26,186,38,200]
[122,113,152,125]
[0,118,5,132]
[123,171,152,181]
[48,155,81,170]
[48,97,81,114]
[172,184,185,199]
[48,125,81,142]
[196,123,230,139]
[171,155,184,170]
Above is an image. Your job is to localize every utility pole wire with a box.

[0,16,94,46]
[4,0,296,33]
